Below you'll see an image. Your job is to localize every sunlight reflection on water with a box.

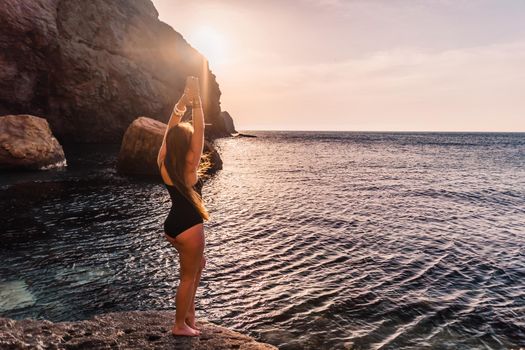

[1,131,524,349]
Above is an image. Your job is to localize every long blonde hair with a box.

[164,122,210,220]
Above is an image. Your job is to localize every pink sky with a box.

[152,0,525,132]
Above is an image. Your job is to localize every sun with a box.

[189,25,229,67]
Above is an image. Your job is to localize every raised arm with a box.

[187,95,205,171]
[157,93,188,168]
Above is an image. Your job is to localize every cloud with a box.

[222,40,525,131]
[228,40,525,93]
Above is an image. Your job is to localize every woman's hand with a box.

[175,76,200,110]
[185,76,200,103]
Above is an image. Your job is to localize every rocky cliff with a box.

[221,111,237,134]
[0,0,230,144]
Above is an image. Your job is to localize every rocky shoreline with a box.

[0,1,258,348]
[0,114,223,177]
[0,311,277,350]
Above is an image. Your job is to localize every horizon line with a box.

[236,128,525,134]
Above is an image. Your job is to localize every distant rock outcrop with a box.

[0,0,230,144]
[0,114,66,170]
[221,111,237,134]
[117,116,222,177]
[0,311,278,349]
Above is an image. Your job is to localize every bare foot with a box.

[172,323,200,337]
[185,315,200,331]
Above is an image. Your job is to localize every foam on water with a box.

[0,280,36,312]
[39,158,68,170]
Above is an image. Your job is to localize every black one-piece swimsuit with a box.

[164,178,204,238]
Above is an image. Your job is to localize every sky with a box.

[151,0,525,132]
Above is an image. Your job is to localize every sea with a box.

[1,131,524,350]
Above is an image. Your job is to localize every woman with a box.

[157,76,209,337]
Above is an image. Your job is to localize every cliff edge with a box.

[0,311,277,350]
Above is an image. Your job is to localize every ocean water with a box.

[1,131,524,349]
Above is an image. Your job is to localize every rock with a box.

[0,311,277,350]
[116,116,164,177]
[221,111,237,134]
[117,116,222,177]
[0,114,66,170]
[236,133,257,138]
[203,139,223,175]
[0,0,231,144]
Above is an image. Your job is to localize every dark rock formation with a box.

[0,311,278,349]
[117,116,222,177]
[204,139,223,175]
[221,111,237,134]
[0,0,230,144]
[117,116,164,176]
[0,114,66,170]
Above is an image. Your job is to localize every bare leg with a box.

[168,224,205,337]
[186,256,205,330]
[173,276,198,336]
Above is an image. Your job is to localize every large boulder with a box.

[0,0,230,144]
[221,111,237,134]
[0,114,66,170]
[0,310,278,349]
[117,116,222,177]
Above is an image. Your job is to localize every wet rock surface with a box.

[0,310,278,349]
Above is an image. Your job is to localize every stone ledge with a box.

[0,310,277,350]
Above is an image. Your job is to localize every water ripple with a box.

[1,132,524,349]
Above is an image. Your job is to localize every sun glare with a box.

[189,25,229,67]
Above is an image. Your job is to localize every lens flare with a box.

[189,25,229,67]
